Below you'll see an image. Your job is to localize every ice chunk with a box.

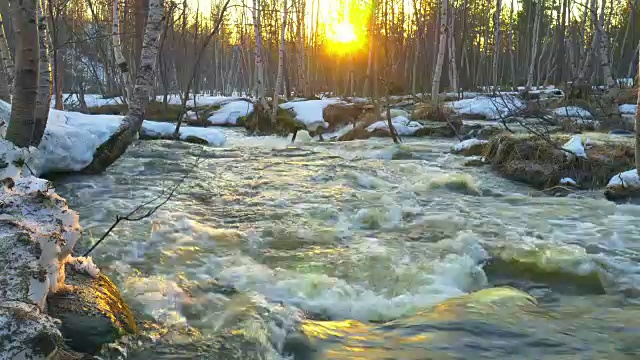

[452,139,488,152]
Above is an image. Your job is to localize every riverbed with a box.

[55,129,640,359]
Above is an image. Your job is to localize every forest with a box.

[2,0,640,359]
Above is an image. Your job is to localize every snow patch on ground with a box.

[67,256,100,278]
[619,104,637,115]
[452,139,488,152]
[560,177,577,186]
[553,106,593,118]
[608,169,640,188]
[206,100,252,125]
[366,116,424,136]
[446,95,524,119]
[280,98,344,131]
[0,100,226,176]
[562,135,587,159]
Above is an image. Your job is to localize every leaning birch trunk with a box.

[597,0,614,87]
[113,0,133,104]
[636,40,640,176]
[33,0,52,146]
[82,0,165,174]
[0,10,15,95]
[271,0,288,124]
[431,0,448,104]
[492,0,502,91]
[6,0,40,148]
[526,0,541,90]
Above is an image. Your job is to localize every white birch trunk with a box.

[34,0,51,146]
[597,0,614,87]
[83,0,165,173]
[0,10,15,95]
[447,6,458,92]
[431,0,448,104]
[526,0,541,90]
[252,0,268,109]
[112,0,133,103]
[6,0,39,148]
[492,0,502,90]
[272,0,288,123]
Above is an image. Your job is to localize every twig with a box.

[82,148,205,257]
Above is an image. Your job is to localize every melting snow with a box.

[366,116,424,136]
[452,139,488,152]
[562,135,587,160]
[553,106,592,118]
[280,98,343,131]
[206,100,253,125]
[446,95,524,119]
[608,169,640,188]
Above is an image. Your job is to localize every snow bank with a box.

[619,104,637,115]
[366,116,425,136]
[0,99,226,175]
[206,100,252,125]
[156,94,246,107]
[605,169,640,201]
[280,98,344,131]
[452,139,488,152]
[446,95,524,119]
[141,121,226,146]
[562,135,587,160]
[553,106,593,118]
[607,169,640,188]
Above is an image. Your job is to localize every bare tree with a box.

[492,0,502,90]
[33,0,52,146]
[431,0,448,103]
[0,10,14,95]
[113,0,133,103]
[272,0,288,124]
[82,0,166,173]
[6,0,40,148]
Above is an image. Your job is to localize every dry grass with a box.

[412,102,453,122]
[484,134,634,189]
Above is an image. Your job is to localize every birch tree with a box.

[6,0,39,148]
[492,0,502,90]
[0,10,14,95]
[82,0,165,173]
[272,0,288,124]
[252,0,268,110]
[526,0,542,90]
[431,0,448,103]
[113,0,133,103]
[33,0,52,146]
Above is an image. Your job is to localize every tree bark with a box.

[526,0,541,90]
[363,0,377,97]
[6,0,39,148]
[0,60,9,102]
[508,0,516,89]
[252,0,268,109]
[448,5,458,92]
[492,0,502,90]
[0,9,15,95]
[636,40,640,176]
[272,0,288,124]
[113,0,133,103]
[33,0,51,146]
[82,0,165,173]
[431,0,448,103]
[596,0,614,87]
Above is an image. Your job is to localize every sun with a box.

[330,22,358,44]
[325,21,363,56]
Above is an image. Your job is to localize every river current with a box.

[55,129,640,359]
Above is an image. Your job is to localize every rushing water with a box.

[55,129,640,359]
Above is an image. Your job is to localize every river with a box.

[55,129,640,359]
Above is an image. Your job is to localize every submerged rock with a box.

[47,265,137,354]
